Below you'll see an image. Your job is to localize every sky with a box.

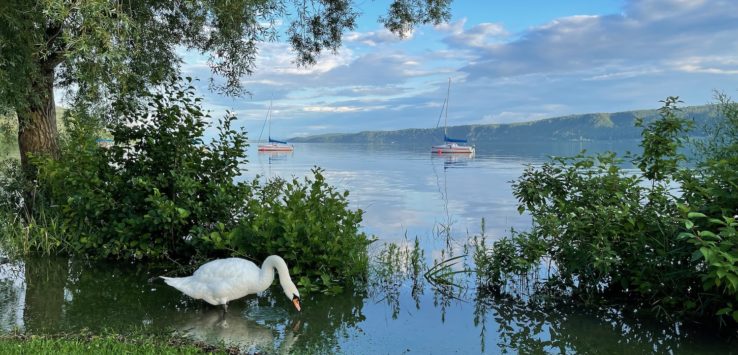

[180,0,738,140]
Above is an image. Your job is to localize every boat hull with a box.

[258,144,294,152]
[431,143,475,154]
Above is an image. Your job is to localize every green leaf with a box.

[687,212,707,219]
[692,249,705,262]
[677,232,695,240]
[176,207,190,218]
[708,218,727,226]
[726,274,738,291]
[716,307,732,315]
[684,220,694,229]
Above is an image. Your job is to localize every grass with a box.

[0,332,240,355]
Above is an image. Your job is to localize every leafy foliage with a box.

[508,151,693,307]
[381,0,452,37]
[679,212,738,322]
[476,96,738,324]
[1,76,371,291]
[634,96,692,181]
[1,0,452,173]
[677,93,738,322]
[1,0,452,122]
[31,77,251,259]
[229,168,372,292]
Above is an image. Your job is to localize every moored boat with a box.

[432,141,475,154]
[257,101,294,152]
[431,78,475,154]
[258,140,294,152]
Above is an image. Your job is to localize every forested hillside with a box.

[290,105,717,145]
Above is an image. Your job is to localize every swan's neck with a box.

[257,255,293,292]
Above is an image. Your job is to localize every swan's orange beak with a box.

[292,296,301,312]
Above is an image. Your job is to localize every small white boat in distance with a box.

[258,101,294,152]
[432,141,475,154]
[431,78,475,154]
[258,140,294,152]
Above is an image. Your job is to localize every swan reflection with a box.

[176,306,299,354]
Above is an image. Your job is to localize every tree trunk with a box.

[17,67,60,174]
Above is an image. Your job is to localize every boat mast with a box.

[267,100,273,141]
[445,77,451,139]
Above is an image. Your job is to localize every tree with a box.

[0,0,452,172]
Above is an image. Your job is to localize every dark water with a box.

[1,141,736,353]
[1,256,736,354]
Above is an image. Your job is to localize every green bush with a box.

[677,93,738,322]
[32,77,251,259]
[228,168,372,292]
[679,212,738,322]
[476,96,738,323]
[503,151,695,307]
[1,76,371,292]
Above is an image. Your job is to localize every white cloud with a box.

[438,19,508,48]
[457,0,738,80]
[303,106,362,113]
[345,28,412,46]
[181,0,738,139]
[670,56,738,75]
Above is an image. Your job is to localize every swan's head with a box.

[283,281,301,312]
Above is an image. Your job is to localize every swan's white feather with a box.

[162,256,300,310]
[162,258,261,306]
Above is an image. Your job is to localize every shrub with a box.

[475,97,725,320]
[31,76,252,259]
[677,93,738,322]
[229,168,372,292]
[5,76,372,292]
[507,152,696,306]
[679,212,738,322]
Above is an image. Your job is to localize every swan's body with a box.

[162,255,301,312]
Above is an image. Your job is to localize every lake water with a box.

[1,141,737,354]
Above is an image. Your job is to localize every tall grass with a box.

[0,208,67,258]
[0,159,69,259]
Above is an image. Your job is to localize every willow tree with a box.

[0,0,451,172]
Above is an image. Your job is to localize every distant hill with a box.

[290,105,718,145]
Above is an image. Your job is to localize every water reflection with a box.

[175,308,298,353]
[0,257,368,353]
[0,255,736,353]
[0,261,23,332]
[23,257,68,332]
[1,141,736,353]
[474,290,738,354]
[430,152,475,169]
[242,142,535,241]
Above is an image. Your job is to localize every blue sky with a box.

[180,0,738,140]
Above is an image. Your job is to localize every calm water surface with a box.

[1,141,736,354]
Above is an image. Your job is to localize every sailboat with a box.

[258,101,294,152]
[431,78,475,154]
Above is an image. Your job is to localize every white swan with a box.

[162,255,301,312]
